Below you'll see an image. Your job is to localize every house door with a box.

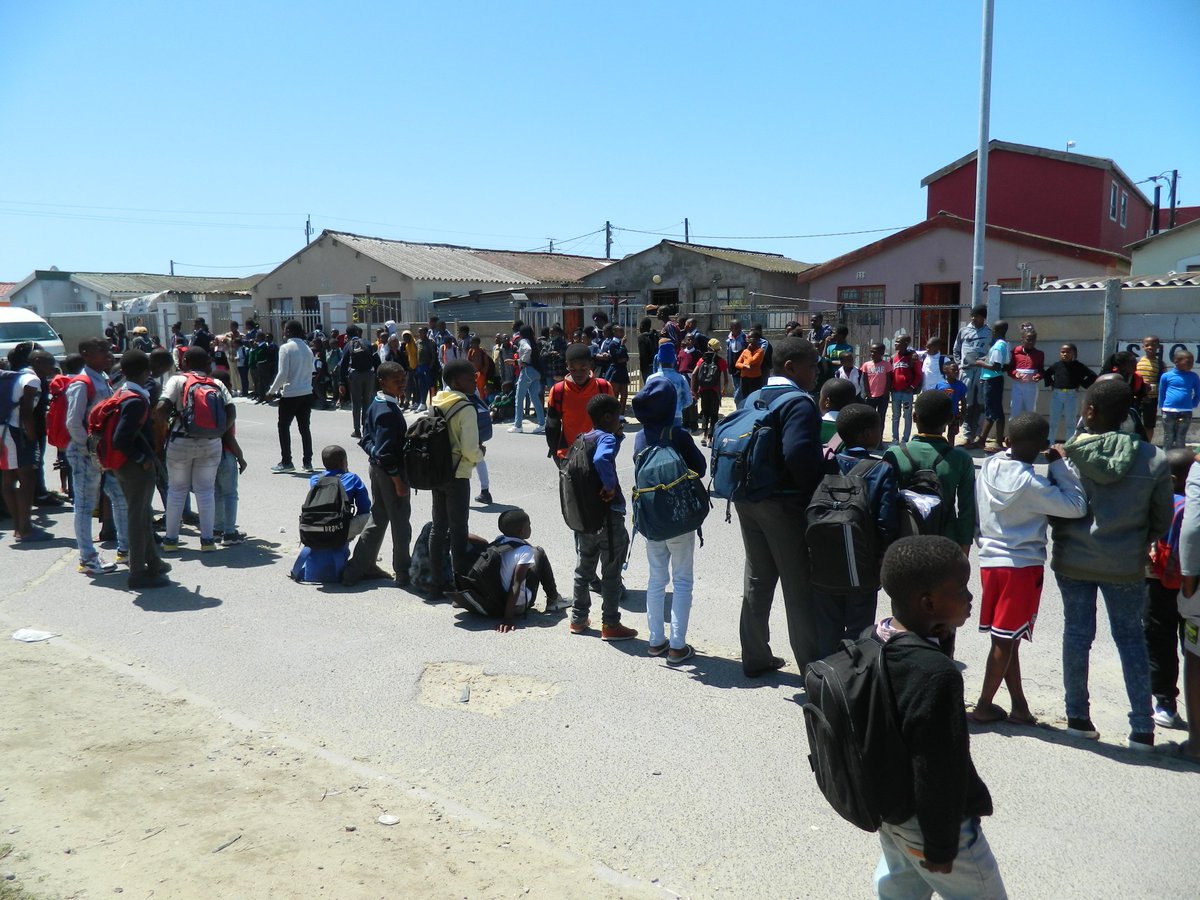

[915,283,960,348]
[563,308,583,339]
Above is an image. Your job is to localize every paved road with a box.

[4,397,1198,898]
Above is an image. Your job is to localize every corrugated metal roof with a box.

[666,242,814,274]
[1038,273,1200,290]
[472,249,610,283]
[1125,216,1200,251]
[0,282,16,298]
[71,273,261,294]
[327,232,537,283]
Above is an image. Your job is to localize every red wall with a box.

[926,149,1151,253]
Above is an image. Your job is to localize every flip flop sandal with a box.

[967,706,1008,725]
[666,644,696,666]
[647,641,670,657]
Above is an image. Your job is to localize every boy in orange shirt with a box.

[545,344,612,468]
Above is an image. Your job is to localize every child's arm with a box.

[497,562,531,633]
[952,454,977,551]
[1031,454,1088,519]
[592,434,619,501]
[1159,371,1170,411]
[225,433,248,473]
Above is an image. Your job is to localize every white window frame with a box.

[1109,182,1119,220]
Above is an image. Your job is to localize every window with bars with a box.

[837,285,884,326]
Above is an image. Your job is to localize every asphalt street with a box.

[4,396,1198,898]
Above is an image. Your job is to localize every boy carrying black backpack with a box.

[803,536,1006,898]
[806,403,900,660]
[292,445,371,584]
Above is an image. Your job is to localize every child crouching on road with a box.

[971,413,1087,725]
[291,445,372,584]
[872,536,1007,898]
[487,508,568,632]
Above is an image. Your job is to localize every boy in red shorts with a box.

[971,412,1087,724]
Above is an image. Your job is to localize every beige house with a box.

[1128,218,1200,275]
[252,230,610,333]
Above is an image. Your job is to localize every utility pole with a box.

[605,221,612,259]
[1152,184,1162,235]
[547,238,555,253]
[1169,169,1179,229]
[169,259,174,276]
[684,218,689,244]
[970,0,995,311]
[305,214,313,245]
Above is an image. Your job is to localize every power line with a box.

[171,260,282,270]
[614,224,907,240]
[0,206,296,231]
[522,227,605,253]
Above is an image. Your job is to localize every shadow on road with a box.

[133,585,223,613]
[451,609,565,632]
[196,539,284,569]
[969,718,1200,772]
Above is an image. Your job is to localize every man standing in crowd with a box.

[340,325,378,438]
[726,318,747,407]
[736,336,824,676]
[269,320,315,474]
[953,304,992,446]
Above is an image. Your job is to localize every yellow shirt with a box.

[1137,354,1162,397]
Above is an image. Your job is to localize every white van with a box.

[0,307,68,361]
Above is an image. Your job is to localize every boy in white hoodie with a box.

[971,412,1088,724]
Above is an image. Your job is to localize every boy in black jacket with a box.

[871,536,1006,898]
[343,362,411,587]
[111,350,170,590]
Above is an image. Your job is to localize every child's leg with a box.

[975,635,1015,720]
[571,531,601,624]
[1183,629,1200,757]
[666,531,696,649]
[1098,579,1155,738]
[1144,578,1182,714]
[1002,641,1033,722]
[876,816,1007,899]
[645,538,671,647]
[531,546,561,604]
[596,515,629,626]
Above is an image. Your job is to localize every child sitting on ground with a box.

[870,536,1007,898]
[1143,448,1196,730]
[472,508,567,632]
[291,444,372,584]
[970,412,1087,725]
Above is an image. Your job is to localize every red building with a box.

[922,140,1153,256]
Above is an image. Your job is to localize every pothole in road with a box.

[417,662,559,716]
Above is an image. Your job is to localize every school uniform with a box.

[344,391,411,585]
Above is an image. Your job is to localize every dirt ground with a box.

[0,637,654,900]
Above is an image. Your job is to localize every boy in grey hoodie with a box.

[1050,376,1174,749]
[972,413,1087,725]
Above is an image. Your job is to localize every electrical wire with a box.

[170,261,282,270]
[614,224,907,240]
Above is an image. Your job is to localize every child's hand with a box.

[920,860,954,875]
[598,487,614,502]
[496,621,516,634]
[237,456,248,474]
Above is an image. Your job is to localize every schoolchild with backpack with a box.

[712,336,824,676]
[0,343,50,542]
[208,371,248,546]
[545,343,612,467]
[631,379,708,664]
[456,508,568,631]
[806,404,900,660]
[564,393,637,641]
[426,359,482,600]
[804,536,1006,898]
[107,350,170,590]
[691,338,728,447]
[65,338,130,576]
[343,361,412,587]
[155,346,236,553]
[46,352,86,499]
[292,445,371,583]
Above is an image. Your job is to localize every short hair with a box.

[991,320,1009,337]
[498,508,530,537]
[1112,350,1136,370]
[1007,412,1049,445]
[913,389,953,431]
[79,337,110,356]
[346,324,363,338]
[1167,448,1196,480]
[639,317,651,332]
[971,305,988,317]
[771,336,817,374]
[149,348,173,370]
[586,392,620,424]
[819,378,857,411]
[284,320,304,338]
[1085,377,1133,427]
[833,324,849,338]
[512,319,524,331]
[926,336,943,349]
[7,342,34,369]
[881,536,967,614]
[321,445,347,469]
[119,349,150,380]
[565,343,592,365]
[183,347,211,371]
[836,404,881,445]
[442,359,475,386]
[61,353,85,375]
[1061,342,1078,353]
[376,360,404,383]
[1173,348,1195,362]
[210,369,232,390]
[457,324,470,335]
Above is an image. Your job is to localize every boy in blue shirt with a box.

[1158,349,1200,450]
[932,359,969,445]
[291,444,371,583]
[568,393,637,641]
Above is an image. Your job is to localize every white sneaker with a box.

[508,426,523,433]
[532,425,545,434]
[79,557,118,576]
[1153,707,1186,729]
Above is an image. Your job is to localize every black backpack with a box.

[802,632,927,832]
[696,351,721,389]
[298,475,353,549]
[559,433,608,534]
[404,401,470,490]
[805,458,885,594]
[456,538,529,618]
[348,337,372,371]
[896,445,949,537]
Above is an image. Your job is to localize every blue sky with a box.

[1,0,1197,280]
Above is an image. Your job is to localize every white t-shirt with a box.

[161,373,233,436]
[497,538,536,610]
[920,352,945,391]
[7,370,40,427]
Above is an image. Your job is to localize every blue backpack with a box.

[469,394,493,444]
[631,442,710,543]
[710,385,811,521]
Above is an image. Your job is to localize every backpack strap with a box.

[899,443,945,474]
[846,457,885,479]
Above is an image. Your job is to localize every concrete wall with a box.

[1131,228,1200,275]
[9,277,109,317]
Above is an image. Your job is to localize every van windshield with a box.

[0,322,60,343]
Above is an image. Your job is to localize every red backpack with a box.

[177,373,228,439]
[86,388,147,471]
[47,373,94,450]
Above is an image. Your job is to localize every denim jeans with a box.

[645,532,695,649]
[165,437,222,541]
[1161,412,1193,450]
[345,463,412,582]
[513,368,545,426]
[875,816,1007,900]
[1009,380,1038,417]
[1056,573,1154,735]
[731,371,743,409]
[67,443,129,563]
[960,367,983,439]
[1048,390,1079,443]
[890,391,914,443]
[213,449,239,533]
